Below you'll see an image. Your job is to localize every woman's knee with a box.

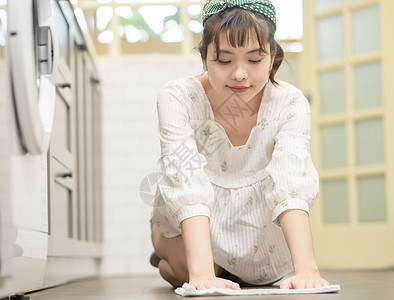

[151,228,188,283]
[159,258,186,287]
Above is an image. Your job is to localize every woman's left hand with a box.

[280,273,329,289]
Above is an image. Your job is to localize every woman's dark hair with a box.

[198,7,284,85]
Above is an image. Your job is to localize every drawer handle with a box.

[56,172,72,178]
[78,44,87,51]
[57,83,71,89]
[91,78,100,85]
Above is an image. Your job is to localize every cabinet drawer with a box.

[53,1,72,76]
[51,88,73,168]
[48,157,74,238]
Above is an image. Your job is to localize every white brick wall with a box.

[98,57,204,275]
[98,54,300,275]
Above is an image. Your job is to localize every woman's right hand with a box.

[189,276,240,290]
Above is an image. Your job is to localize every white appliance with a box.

[0,0,58,297]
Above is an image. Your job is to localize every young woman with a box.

[151,0,329,290]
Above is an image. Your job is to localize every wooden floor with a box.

[28,270,394,300]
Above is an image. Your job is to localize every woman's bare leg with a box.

[151,226,188,287]
[151,226,222,287]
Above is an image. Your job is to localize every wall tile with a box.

[98,58,202,275]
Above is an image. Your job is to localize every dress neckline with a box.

[191,75,271,149]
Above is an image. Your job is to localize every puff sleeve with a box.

[264,92,319,225]
[156,85,214,227]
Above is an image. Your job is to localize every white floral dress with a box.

[151,76,319,285]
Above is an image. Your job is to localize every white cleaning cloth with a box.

[175,283,340,297]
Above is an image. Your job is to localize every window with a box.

[72,0,303,55]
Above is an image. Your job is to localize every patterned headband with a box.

[202,0,277,30]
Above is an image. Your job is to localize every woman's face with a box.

[203,31,273,105]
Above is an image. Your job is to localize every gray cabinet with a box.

[74,45,103,244]
[45,0,103,286]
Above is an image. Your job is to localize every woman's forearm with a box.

[180,215,216,280]
[279,209,319,275]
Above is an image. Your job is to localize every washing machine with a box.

[0,0,58,297]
